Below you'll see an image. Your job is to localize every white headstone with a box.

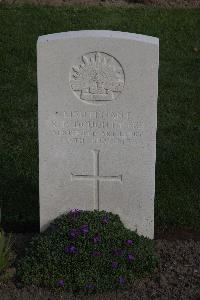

[38,30,159,238]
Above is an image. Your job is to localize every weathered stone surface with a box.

[38,30,159,238]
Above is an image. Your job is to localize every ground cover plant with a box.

[0,229,14,281]
[0,5,199,233]
[17,210,158,293]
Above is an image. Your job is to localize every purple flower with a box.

[119,275,125,285]
[112,261,119,269]
[125,239,133,246]
[79,224,89,234]
[57,279,64,286]
[92,251,101,257]
[65,244,77,254]
[85,283,95,289]
[68,209,81,219]
[92,233,101,244]
[69,228,80,238]
[112,248,124,256]
[101,215,109,224]
[127,254,135,261]
[70,208,80,214]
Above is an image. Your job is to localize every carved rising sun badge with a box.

[70,52,125,104]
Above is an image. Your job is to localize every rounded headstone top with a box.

[37,30,159,45]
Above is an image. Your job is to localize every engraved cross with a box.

[71,150,122,210]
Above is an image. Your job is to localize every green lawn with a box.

[0,5,199,232]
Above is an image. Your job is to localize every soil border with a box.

[0,0,200,8]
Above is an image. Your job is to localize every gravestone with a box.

[38,30,159,238]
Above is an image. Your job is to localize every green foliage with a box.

[17,210,158,293]
[0,229,13,274]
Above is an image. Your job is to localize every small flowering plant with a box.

[17,210,158,294]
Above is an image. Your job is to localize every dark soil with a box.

[0,234,200,300]
[0,0,200,7]
[155,228,200,241]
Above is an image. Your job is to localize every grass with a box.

[0,5,199,232]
